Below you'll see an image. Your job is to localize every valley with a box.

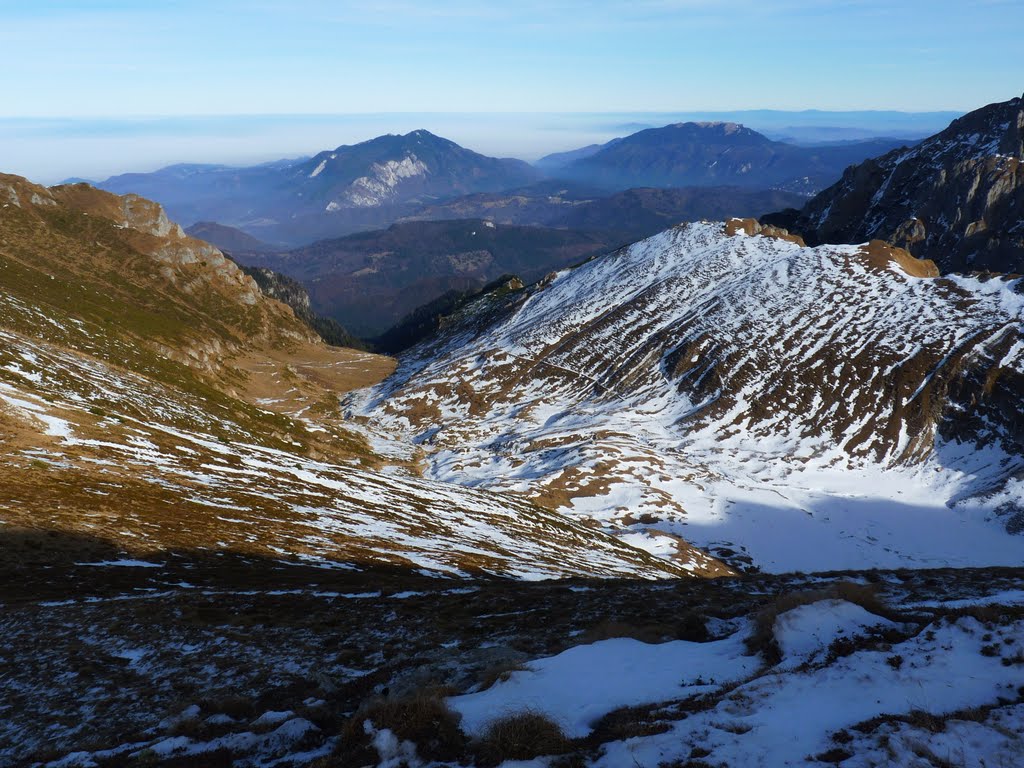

[358,219,1023,574]
[2,90,1023,768]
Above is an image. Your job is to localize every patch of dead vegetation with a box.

[475,710,572,766]
[859,239,940,278]
[336,690,466,765]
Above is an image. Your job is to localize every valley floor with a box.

[4,546,1024,768]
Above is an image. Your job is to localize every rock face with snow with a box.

[363,220,1024,572]
[765,94,1024,274]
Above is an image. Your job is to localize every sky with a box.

[0,0,1020,180]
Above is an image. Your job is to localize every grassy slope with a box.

[0,174,693,581]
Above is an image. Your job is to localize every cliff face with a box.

[765,95,1024,275]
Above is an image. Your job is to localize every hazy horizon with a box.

[1,108,965,185]
[4,1,1020,115]
[3,1,1019,183]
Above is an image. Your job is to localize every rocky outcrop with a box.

[765,94,1024,275]
[0,174,58,209]
[0,175,319,379]
[51,183,271,313]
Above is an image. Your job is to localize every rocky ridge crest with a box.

[765,95,1024,274]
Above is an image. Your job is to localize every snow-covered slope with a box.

[453,594,1024,768]
[362,220,1024,572]
[0,174,687,580]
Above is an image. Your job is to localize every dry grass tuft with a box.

[339,690,466,763]
[475,660,529,692]
[475,710,571,765]
[584,620,679,645]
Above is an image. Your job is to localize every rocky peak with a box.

[688,121,746,134]
[0,173,58,209]
[912,94,1024,164]
[941,93,1023,158]
[723,217,806,245]
[763,94,1024,275]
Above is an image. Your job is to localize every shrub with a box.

[475,710,570,766]
[339,691,465,763]
[815,747,854,763]
[475,660,527,692]
[830,582,889,617]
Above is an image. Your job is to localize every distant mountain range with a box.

[546,122,911,194]
[764,94,1024,275]
[534,138,625,171]
[555,186,806,240]
[186,221,280,253]
[96,131,539,245]
[89,123,906,247]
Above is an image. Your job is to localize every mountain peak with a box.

[680,120,746,133]
[935,92,1024,157]
[765,92,1024,273]
[556,121,906,193]
[405,128,442,140]
[96,133,539,244]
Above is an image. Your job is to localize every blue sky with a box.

[0,1,1019,181]
[1,0,1020,116]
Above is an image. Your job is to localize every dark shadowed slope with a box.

[237,219,612,337]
